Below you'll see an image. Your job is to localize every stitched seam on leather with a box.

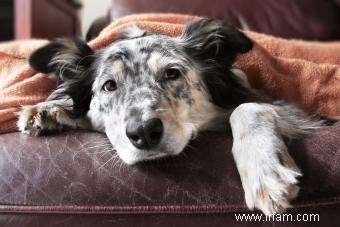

[0,199,339,214]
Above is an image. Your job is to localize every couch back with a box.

[110,0,340,40]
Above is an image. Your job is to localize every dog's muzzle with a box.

[126,118,164,149]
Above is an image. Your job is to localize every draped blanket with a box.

[0,13,339,133]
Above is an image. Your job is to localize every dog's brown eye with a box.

[102,80,117,92]
[164,68,181,80]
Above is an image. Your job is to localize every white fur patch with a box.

[230,103,302,214]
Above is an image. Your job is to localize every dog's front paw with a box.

[235,140,302,215]
[244,165,301,215]
[17,105,68,136]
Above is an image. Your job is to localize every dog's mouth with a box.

[116,149,172,165]
[128,145,185,164]
[113,137,189,165]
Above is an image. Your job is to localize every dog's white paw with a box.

[243,163,301,215]
[234,138,302,215]
[17,105,73,136]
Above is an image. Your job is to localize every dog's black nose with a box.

[126,118,163,150]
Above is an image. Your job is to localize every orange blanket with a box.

[1,13,340,133]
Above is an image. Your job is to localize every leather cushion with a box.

[0,124,339,214]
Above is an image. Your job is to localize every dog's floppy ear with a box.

[29,38,94,79]
[29,38,95,117]
[180,19,254,108]
[180,19,252,68]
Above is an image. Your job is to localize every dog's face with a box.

[29,19,252,164]
[90,29,227,164]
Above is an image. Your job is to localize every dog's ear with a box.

[29,38,94,79]
[180,19,254,108]
[29,38,95,117]
[180,19,252,68]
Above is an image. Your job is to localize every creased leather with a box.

[0,125,339,212]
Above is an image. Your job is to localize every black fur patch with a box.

[180,19,254,108]
[29,38,95,117]
[60,67,96,117]
[181,19,252,68]
[29,38,94,74]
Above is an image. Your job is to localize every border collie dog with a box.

[18,19,322,214]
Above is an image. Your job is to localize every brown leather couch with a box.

[1,0,340,226]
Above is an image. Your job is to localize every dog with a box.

[17,19,323,214]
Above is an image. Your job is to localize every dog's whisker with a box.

[110,157,122,171]
[118,160,126,172]
[87,150,108,155]
[82,140,112,149]
[85,144,112,149]
[95,156,116,171]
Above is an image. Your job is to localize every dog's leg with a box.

[229,101,320,214]
[17,96,89,136]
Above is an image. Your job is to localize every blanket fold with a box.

[0,13,339,133]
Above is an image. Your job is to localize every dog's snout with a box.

[126,118,163,149]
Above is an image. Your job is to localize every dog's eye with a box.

[102,80,117,92]
[164,68,181,80]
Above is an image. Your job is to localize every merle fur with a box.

[29,19,255,117]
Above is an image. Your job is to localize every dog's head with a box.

[29,19,252,164]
